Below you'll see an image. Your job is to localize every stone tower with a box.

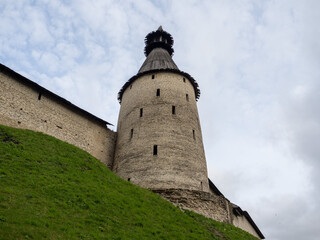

[113,26,209,193]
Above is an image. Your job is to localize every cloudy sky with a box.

[1,1,319,239]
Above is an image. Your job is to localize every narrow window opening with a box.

[186,94,189,101]
[140,108,143,117]
[153,145,158,156]
[38,93,42,100]
[130,84,132,89]
[156,89,160,96]
[130,129,133,139]
[193,129,195,140]
[200,181,203,190]
[172,105,176,115]
[152,74,155,79]
[183,78,186,82]
[128,178,131,182]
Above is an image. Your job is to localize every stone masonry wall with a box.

[0,71,117,168]
[114,72,209,192]
[233,215,261,239]
[153,189,233,223]
[157,188,262,238]
[0,67,262,238]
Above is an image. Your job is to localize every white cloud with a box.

[1,1,320,239]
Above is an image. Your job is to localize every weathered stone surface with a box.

[0,71,117,168]
[153,189,233,223]
[233,214,261,239]
[155,188,263,238]
[114,72,209,192]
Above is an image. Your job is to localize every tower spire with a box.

[144,26,174,57]
[138,26,178,74]
[117,27,201,103]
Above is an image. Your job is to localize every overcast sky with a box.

[1,1,319,239]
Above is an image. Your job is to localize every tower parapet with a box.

[114,27,209,192]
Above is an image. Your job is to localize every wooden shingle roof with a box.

[138,47,179,74]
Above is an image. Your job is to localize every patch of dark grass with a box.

[0,130,20,145]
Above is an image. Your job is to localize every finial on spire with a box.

[158,25,163,31]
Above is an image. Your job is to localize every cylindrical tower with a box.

[113,26,209,192]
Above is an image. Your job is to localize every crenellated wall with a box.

[0,69,117,168]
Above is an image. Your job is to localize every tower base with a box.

[152,188,233,223]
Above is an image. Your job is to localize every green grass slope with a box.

[0,124,258,240]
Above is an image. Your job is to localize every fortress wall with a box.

[0,71,116,168]
[114,72,209,192]
[233,215,261,238]
[153,189,232,223]
[154,188,262,238]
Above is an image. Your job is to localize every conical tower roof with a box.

[118,27,200,103]
[138,26,178,73]
[138,47,179,73]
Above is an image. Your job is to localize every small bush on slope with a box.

[0,125,258,240]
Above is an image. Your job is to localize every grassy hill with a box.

[0,124,258,240]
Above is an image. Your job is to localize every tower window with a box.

[183,78,186,83]
[193,129,195,140]
[186,94,189,101]
[130,129,133,139]
[152,74,155,79]
[140,108,143,117]
[38,93,42,100]
[153,145,158,155]
[130,84,132,89]
[172,106,176,115]
[156,89,160,96]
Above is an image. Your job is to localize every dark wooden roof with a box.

[0,63,112,127]
[208,178,224,196]
[138,47,179,73]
